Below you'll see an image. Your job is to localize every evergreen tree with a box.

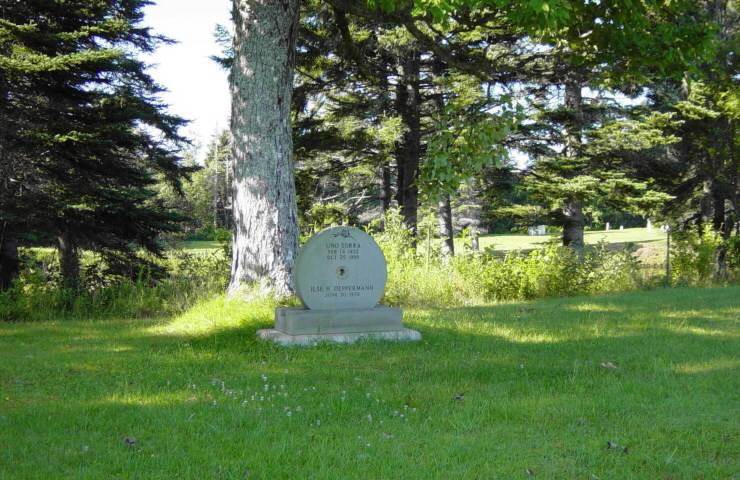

[0,0,192,290]
[643,0,738,276]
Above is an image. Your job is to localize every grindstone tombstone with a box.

[258,226,421,346]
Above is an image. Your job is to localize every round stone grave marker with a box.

[294,226,387,310]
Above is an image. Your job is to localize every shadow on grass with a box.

[1,286,737,477]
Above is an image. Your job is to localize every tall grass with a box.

[0,248,229,322]
[2,212,736,321]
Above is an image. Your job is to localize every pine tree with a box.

[643,0,738,277]
[0,0,192,291]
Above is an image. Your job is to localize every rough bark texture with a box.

[394,49,421,238]
[562,200,585,249]
[561,78,585,250]
[229,0,300,296]
[438,194,454,257]
[0,224,19,291]
[57,230,80,291]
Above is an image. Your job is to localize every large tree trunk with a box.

[394,49,421,239]
[57,230,80,291]
[0,223,19,291]
[229,0,300,297]
[561,77,585,251]
[438,194,454,257]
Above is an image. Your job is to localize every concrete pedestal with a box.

[257,306,421,346]
[257,327,421,346]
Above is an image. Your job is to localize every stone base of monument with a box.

[257,306,422,346]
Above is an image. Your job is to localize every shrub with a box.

[670,228,722,286]
[369,208,649,306]
[0,247,229,322]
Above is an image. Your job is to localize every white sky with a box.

[142,0,232,156]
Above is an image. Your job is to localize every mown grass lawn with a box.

[1,286,737,479]
[180,228,667,254]
[467,227,667,253]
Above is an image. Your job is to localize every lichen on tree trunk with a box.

[229,0,300,297]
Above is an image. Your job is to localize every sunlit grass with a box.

[0,286,737,478]
[181,227,667,254]
[461,227,667,252]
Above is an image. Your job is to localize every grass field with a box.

[1,286,737,478]
[179,228,667,254]
[178,228,668,266]
[471,227,667,252]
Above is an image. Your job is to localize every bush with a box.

[670,228,738,286]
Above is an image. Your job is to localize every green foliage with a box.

[303,202,350,234]
[422,100,516,197]
[0,0,193,288]
[670,228,738,286]
[370,210,651,307]
[0,248,230,322]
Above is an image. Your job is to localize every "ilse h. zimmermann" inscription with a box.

[309,284,374,298]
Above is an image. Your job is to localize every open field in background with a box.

[178,227,669,265]
[180,228,667,252]
[471,227,667,252]
[469,228,669,266]
[1,286,737,479]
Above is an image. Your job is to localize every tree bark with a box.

[712,180,731,281]
[394,49,421,239]
[57,230,80,291]
[229,0,300,297]
[562,199,585,249]
[0,224,19,291]
[561,77,585,251]
[712,186,725,233]
[438,194,454,257]
[381,163,392,213]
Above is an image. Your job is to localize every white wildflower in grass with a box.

[286,411,292,417]
[260,374,267,381]
[367,414,373,422]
